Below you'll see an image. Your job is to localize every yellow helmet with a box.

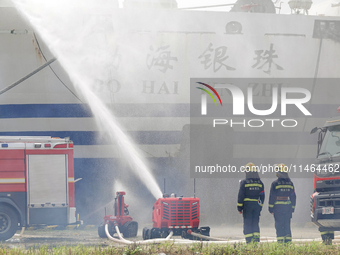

[244,162,257,172]
[275,163,289,178]
[275,163,288,173]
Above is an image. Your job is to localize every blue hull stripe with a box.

[0,104,92,118]
[0,131,182,145]
[0,104,189,118]
[0,131,316,145]
[0,103,338,118]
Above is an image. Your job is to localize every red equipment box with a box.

[152,196,200,229]
[143,194,210,240]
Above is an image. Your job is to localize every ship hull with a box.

[1,2,340,224]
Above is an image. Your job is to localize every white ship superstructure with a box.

[1,0,340,223]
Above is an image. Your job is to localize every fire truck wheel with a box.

[142,227,148,240]
[181,230,188,239]
[122,221,138,238]
[98,223,115,238]
[147,228,152,239]
[98,223,107,238]
[150,228,161,238]
[0,206,19,241]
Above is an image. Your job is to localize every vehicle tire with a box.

[98,223,115,238]
[199,226,210,237]
[181,230,188,239]
[150,228,161,238]
[98,223,106,238]
[142,227,148,240]
[0,206,19,241]
[147,228,152,239]
[121,221,138,238]
[161,230,169,238]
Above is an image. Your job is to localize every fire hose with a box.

[104,221,295,245]
[14,227,25,237]
[187,230,232,241]
[104,223,249,245]
[105,223,183,245]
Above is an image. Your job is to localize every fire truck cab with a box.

[0,136,77,240]
[310,118,340,241]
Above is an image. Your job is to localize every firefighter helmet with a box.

[244,162,257,172]
[275,163,288,172]
[275,163,289,178]
[244,162,260,178]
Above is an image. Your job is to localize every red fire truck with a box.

[310,117,340,244]
[0,136,77,241]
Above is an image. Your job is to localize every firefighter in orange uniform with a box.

[237,162,265,243]
[268,163,296,243]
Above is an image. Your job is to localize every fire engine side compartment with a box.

[29,208,68,225]
[0,149,27,226]
[26,153,69,225]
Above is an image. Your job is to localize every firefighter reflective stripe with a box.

[269,204,274,208]
[275,185,293,189]
[244,198,258,202]
[244,233,253,238]
[321,231,334,235]
[0,178,25,183]
[237,203,243,207]
[259,203,263,207]
[285,236,292,240]
[253,232,260,237]
[275,201,291,205]
[245,183,263,188]
[292,206,295,209]
[277,237,285,240]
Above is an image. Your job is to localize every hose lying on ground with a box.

[105,223,183,245]
[105,225,321,246]
[104,223,248,245]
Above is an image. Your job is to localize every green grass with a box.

[0,242,339,255]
